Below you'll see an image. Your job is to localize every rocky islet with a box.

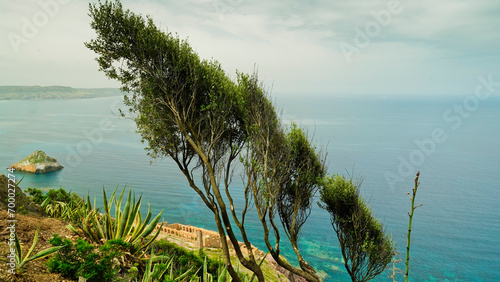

[9,150,63,173]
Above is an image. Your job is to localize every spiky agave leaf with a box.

[117,188,133,239]
[129,203,151,243]
[135,210,163,252]
[14,227,63,272]
[124,193,142,238]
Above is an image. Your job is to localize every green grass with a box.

[21,151,57,164]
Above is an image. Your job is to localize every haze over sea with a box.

[1,94,499,281]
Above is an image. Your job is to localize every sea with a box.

[0,94,499,281]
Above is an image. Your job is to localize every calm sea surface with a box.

[1,95,499,281]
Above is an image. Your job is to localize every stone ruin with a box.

[154,222,265,260]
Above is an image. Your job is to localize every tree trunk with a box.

[212,182,266,281]
[213,210,241,282]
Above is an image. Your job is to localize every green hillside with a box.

[0,85,122,100]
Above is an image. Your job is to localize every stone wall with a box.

[155,222,225,249]
[154,221,265,260]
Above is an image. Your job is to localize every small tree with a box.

[240,74,325,281]
[319,175,395,282]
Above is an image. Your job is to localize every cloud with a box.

[0,0,499,96]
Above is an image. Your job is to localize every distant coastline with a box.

[0,85,122,100]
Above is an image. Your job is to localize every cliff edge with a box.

[0,174,44,214]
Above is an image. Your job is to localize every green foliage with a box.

[46,234,90,279]
[277,123,326,241]
[42,199,72,220]
[45,188,75,203]
[67,186,163,258]
[86,0,246,163]
[0,226,63,273]
[141,250,167,282]
[18,205,28,215]
[35,186,166,277]
[26,187,45,204]
[47,233,241,281]
[239,73,325,280]
[140,248,194,282]
[84,239,131,281]
[151,239,224,278]
[26,187,83,220]
[320,175,395,282]
[140,249,241,282]
[47,234,129,281]
[320,175,358,221]
[201,256,232,282]
[20,150,56,164]
[26,187,82,206]
[127,265,140,281]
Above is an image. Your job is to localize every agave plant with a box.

[66,194,102,242]
[0,226,63,273]
[141,252,235,282]
[140,249,193,282]
[68,186,163,256]
[41,198,72,220]
[202,256,231,282]
[35,187,85,221]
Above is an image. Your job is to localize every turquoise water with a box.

[1,95,499,281]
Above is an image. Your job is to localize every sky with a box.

[1,0,499,97]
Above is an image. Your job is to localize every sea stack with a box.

[9,150,64,173]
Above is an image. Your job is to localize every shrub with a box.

[47,234,129,281]
[150,239,224,278]
[26,187,83,220]
[26,187,81,206]
[26,187,45,204]
[46,234,82,278]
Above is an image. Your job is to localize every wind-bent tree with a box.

[86,1,324,281]
[240,74,325,281]
[319,175,395,282]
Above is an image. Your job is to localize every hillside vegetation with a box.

[0,180,287,281]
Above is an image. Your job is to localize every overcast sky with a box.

[1,0,499,97]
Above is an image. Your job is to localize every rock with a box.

[0,174,45,215]
[265,254,308,282]
[9,150,63,173]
